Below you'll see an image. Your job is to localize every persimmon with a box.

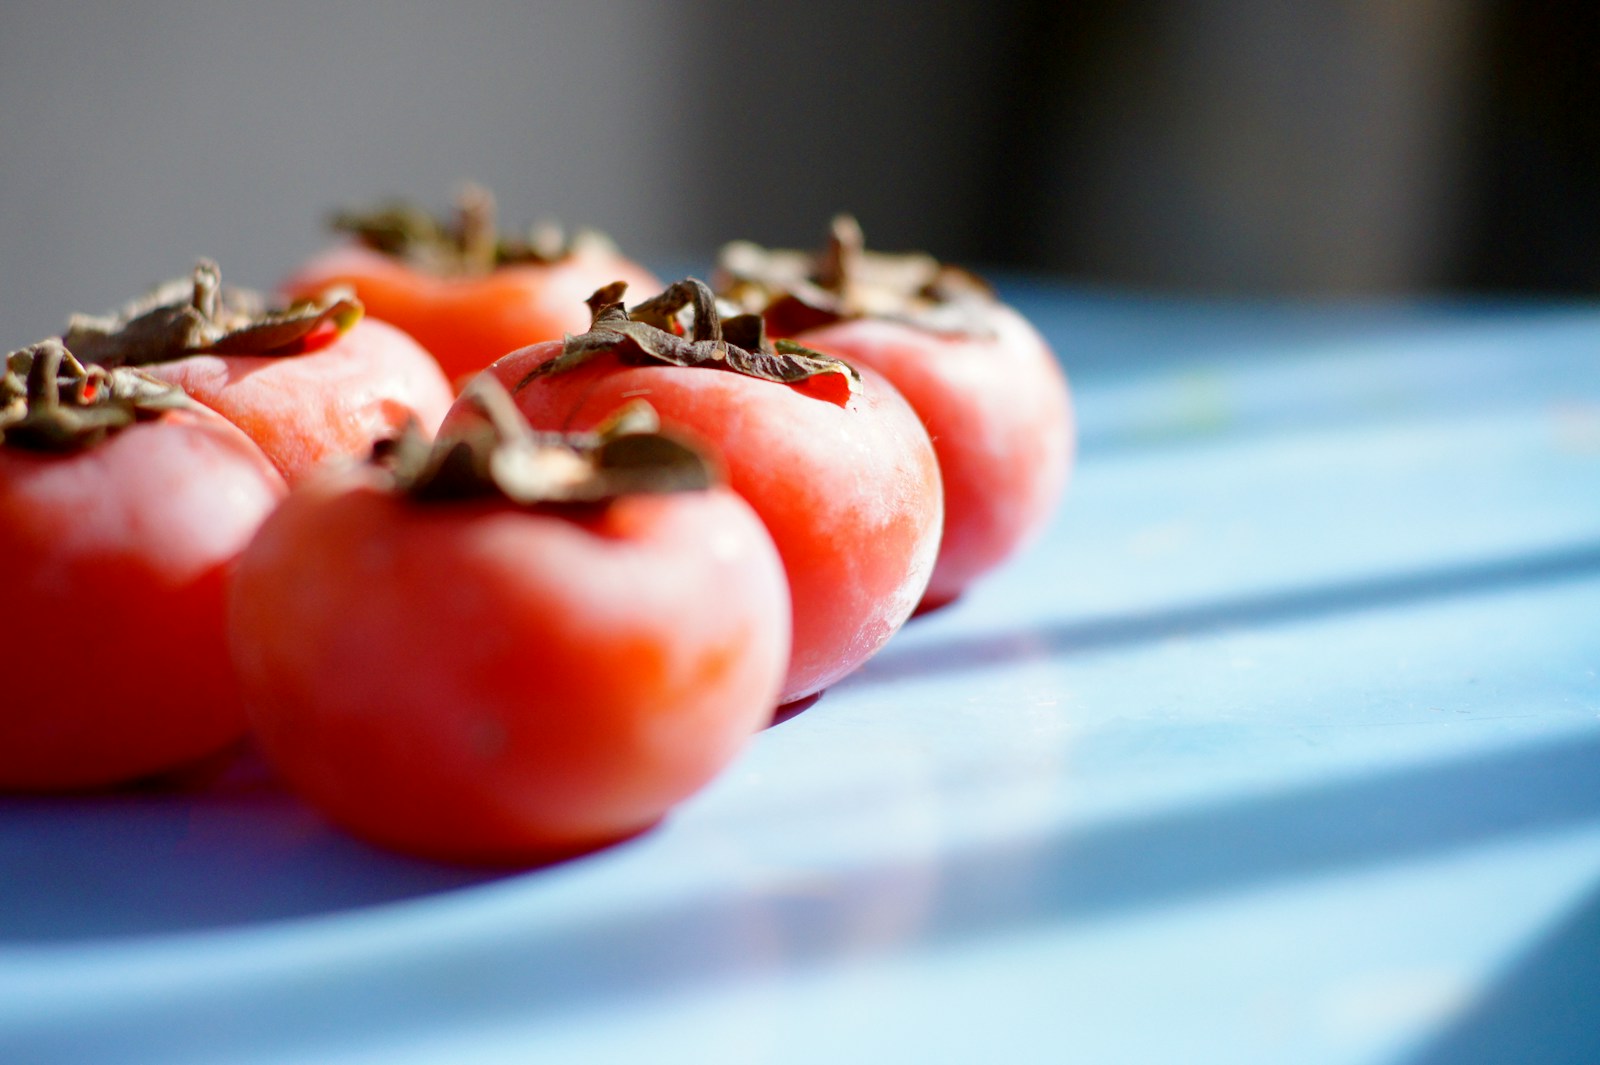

[0,341,286,790]
[280,185,661,384]
[229,381,789,863]
[471,279,943,704]
[718,217,1074,610]
[64,261,454,486]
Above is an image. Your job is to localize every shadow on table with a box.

[16,727,1600,1064]
[1405,876,1600,1065]
[8,541,1591,942]
[0,750,514,941]
[864,538,1600,684]
[10,536,1600,1058]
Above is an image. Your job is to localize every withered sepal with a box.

[0,340,195,452]
[384,375,716,507]
[61,260,361,368]
[518,278,861,404]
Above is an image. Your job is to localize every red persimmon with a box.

[0,342,287,790]
[280,185,661,385]
[474,279,943,705]
[229,381,790,863]
[64,261,455,486]
[718,217,1074,610]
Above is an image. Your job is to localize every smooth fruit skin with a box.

[144,318,454,486]
[229,469,790,864]
[0,410,287,790]
[473,343,944,704]
[281,246,662,385]
[794,304,1074,608]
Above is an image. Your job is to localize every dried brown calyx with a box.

[331,183,617,276]
[383,375,714,506]
[517,278,860,405]
[61,260,362,369]
[716,214,997,337]
[0,339,194,452]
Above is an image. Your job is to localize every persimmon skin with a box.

[229,468,790,864]
[280,245,662,385]
[792,305,1074,609]
[0,410,287,791]
[142,317,454,486]
[470,343,944,704]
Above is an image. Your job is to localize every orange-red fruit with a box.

[0,409,287,790]
[794,304,1074,608]
[475,344,944,704]
[229,467,791,864]
[281,246,661,385]
[144,318,454,486]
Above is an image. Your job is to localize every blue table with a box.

[4,286,1599,1064]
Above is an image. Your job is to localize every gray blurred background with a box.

[2,1,1596,343]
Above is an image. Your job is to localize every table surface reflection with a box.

[4,285,1599,1065]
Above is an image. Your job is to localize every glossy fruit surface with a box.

[64,261,454,486]
[145,316,454,484]
[718,217,1073,608]
[795,304,1073,607]
[475,283,942,703]
[1,350,287,790]
[230,392,790,863]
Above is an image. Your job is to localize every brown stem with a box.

[455,182,498,276]
[26,339,66,410]
[192,259,222,321]
[817,213,864,294]
[630,279,725,345]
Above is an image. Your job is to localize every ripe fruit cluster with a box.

[1,192,1073,864]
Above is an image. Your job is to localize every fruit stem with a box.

[455,182,498,276]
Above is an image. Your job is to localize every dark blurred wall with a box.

[1023,2,1487,293]
[1459,3,1600,293]
[688,0,1026,266]
[692,2,1598,296]
[694,2,1491,293]
[1,1,1595,344]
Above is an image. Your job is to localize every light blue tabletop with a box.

[3,286,1598,1064]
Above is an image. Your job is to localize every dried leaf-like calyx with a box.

[61,260,362,369]
[715,214,998,337]
[0,340,195,452]
[331,182,617,276]
[517,278,861,404]
[386,375,715,506]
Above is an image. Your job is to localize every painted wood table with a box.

[3,284,1598,1064]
